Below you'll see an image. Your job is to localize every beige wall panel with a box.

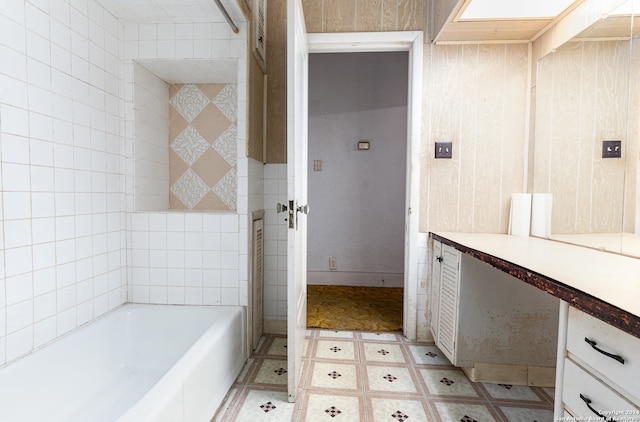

[427,45,463,231]
[592,41,628,232]
[624,41,640,233]
[472,45,507,233]
[550,42,582,233]
[302,0,324,32]
[533,54,553,195]
[266,0,287,163]
[356,0,383,32]
[500,44,529,233]
[457,44,480,232]
[382,0,398,31]
[324,0,356,32]
[398,0,426,33]
[576,42,598,233]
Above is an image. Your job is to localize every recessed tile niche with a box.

[133,60,238,212]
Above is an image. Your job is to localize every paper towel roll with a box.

[508,193,532,237]
[531,193,553,238]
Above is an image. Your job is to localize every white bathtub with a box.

[0,304,246,422]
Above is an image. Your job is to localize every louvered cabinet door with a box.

[436,244,461,365]
[430,241,443,343]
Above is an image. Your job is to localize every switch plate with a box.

[314,160,322,171]
[602,140,622,158]
[435,141,453,159]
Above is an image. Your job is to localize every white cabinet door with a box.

[430,241,442,343]
[437,244,461,365]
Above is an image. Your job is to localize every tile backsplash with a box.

[169,83,238,211]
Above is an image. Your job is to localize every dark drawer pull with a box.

[585,337,625,364]
[580,393,616,422]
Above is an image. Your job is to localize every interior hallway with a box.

[214,330,554,421]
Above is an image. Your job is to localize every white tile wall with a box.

[122,18,249,310]
[129,213,241,306]
[263,164,288,321]
[133,63,169,211]
[0,0,127,364]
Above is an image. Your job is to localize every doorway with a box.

[306,51,409,331]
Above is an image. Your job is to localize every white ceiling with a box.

[95,0,245,23]
[136,59,238,84]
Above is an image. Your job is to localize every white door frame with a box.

[307,31,423,340]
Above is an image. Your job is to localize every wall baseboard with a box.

[307,271,404,288]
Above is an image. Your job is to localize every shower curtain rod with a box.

[213,0,240,34]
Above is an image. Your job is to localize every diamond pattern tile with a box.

[213,124,238,166]
[212,168,237,210]
[213,84,237,121]
[171,125,210,166]
[170,84,210,122]
[169,83,237,211]
[170,169,209,209]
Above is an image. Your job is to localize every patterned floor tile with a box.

[309,362,360,391]
[498,405,554,421]
[361,332,401,342]
[318,330,356,339]
[481,382,543,402]
[267,337,288,356]
[361,342,407,364]
[301,392,363,422]
[252,359,289,386]
[420,369,480,398]
[433,401,498,422]
[314,340,358,361]
[365,365,419,394]
[368,397,432,422]
[407,344,452,366]
[231,389,295,421]
[215,330,554,422]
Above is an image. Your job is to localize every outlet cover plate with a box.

[602,140,622,158]
[435,141,452,159]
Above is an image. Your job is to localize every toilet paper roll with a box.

[531,193,553,238]
[508,193,532,237]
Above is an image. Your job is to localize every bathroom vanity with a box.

[429,232,640,419]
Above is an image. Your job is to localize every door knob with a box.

[296,204,309,215]
[276,203,288,213]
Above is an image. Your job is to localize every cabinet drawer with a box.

[563,359,639,421]
[567,307,640,401]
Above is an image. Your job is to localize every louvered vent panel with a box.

[252,218,264,350]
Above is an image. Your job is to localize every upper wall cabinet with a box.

[253,0,267,70]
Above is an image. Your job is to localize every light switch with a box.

[314,160,322,171]
[435,141,452,159]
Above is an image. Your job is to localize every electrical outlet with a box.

[435,141,452,159]
[314,160,322,171]
[329,257,337,271]
[602,140,622,158]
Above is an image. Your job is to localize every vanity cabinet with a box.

[561,307,640,419]
[430,238,558,381]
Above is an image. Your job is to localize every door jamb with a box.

[307,31,423,340]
